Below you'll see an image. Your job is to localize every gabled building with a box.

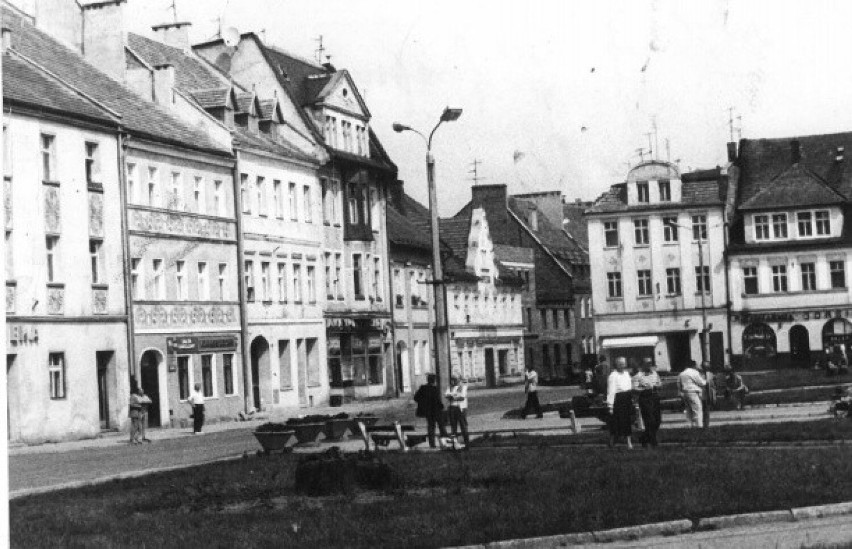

[586,160,728,371]
[728,136,852,369]
[196,32,398,400]
[562,199,596,368]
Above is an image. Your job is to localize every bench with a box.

[354,421,426,451]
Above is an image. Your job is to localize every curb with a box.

[592,519,693,543]
[696,509,793,530]
[792,501,852,520]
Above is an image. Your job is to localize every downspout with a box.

[117,130,136,388]
[384,190,399,397]
[232,150,252,413]
[723,219,733,368]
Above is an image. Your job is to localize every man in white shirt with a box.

[678,361,707,428]
[523,365,544,419]
[188,383,205,434]
[445,376,469,448]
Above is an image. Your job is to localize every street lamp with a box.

[393,107,463,394]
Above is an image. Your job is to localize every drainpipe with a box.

[232,150,252,414]
[117,130,136,389]
[723,219,733,368]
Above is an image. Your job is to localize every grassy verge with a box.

[11,443,852,548]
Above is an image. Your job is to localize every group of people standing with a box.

[605,357,662,449]
[413,374,470,449]
[128,382,207,445]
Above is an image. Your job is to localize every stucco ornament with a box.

[92,288,108,314]
[47,287,64,315]
[88,192,104,237]
[44,186,61,233]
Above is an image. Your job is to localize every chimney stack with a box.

[152,21,192,52]
[81,0,127,83]
[1,27,11,54]
[153,64,175,106]
[726,141,738,163]
[791,139,801,164]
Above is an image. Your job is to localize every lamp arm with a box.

[427,119,445,152]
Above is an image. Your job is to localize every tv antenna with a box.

[315,35,326,64]
[727,107,743,142]
[635,147,649,163]
[468,159,486,185]
[168,0,178,22]
[644,132,654,160]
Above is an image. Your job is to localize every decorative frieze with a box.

[6,283,15,314]
[92,287,108,314]
[44,185,61,234]
[4,177,11,230]
[128,209,235,240]
[47,286,64,315]
[134,303,238,329]
[89,192,104,238]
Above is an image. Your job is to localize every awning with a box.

[600,336,659,349]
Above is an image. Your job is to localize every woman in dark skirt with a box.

[606,356,634,449]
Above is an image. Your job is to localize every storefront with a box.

[326,315,393,400]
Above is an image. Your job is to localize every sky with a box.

[120,0,852,215]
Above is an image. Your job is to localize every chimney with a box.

[1,27,11,54]
[726,141,737,162]
[528,209,539,231]
[791,139,801,164]
[152,21,192,52]
[322,61,336,73]
[471,184,509,229]
[153,64,175,106]
[81,0,127,83]
[389,180,405,213]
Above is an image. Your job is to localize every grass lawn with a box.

[11,439,852,548]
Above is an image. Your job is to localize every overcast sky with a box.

[123,0,852,215]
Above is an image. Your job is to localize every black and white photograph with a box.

[3,0,852,547]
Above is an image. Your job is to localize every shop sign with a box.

[167,336,198,353]
[198,336,238,352]
[368,335,383,352]
[325,317,387,332]
[7,325,38,347]
[733,308,852,325]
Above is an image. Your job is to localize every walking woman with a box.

[607,356,634,449]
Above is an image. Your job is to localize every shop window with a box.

[328,336,343,385]
[178,356,190,400]
[306,338,320,386]
[223,354,235,395]
[201,354,214,397]
[279,340,292,389]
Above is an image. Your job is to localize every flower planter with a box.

[253,430,295,454]
[292,423,326,446]
[324,418,351,441]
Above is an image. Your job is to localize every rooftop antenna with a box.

[468,159,486,185]
[644,132,653,160]
[314,35,326,64]
[635,147,648,163]
[168,0,178,23]
[665,138,671,162]
[652,117,660,161]
[727,106,736,142]
[736,115,743,141]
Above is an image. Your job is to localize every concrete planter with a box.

[324,418,351,441]
[292,423,326,446]
[253,430,295,454]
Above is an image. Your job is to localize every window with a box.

[540,309,547,329]
[89,239,104,284]
[201,355,214,397]
[48,353,66,399]
[303,185,312,222]
[279,340,292,389]
[563,309,571,328]
[274,180,283,218]
[126,163,137,203]
[666,268,681,295]
[85,142,100,183]
[658,180,671,201]
[289,182,298,220]
[152,259,164,299]
[552,309,559,330]
[307,265,316,302]
[223,354,235,395]
[607,272,622,298]
[801,262,816,291]
[637,181,649,203]
[176,261,186,300]
[663,216,678,242]
[816,210,831,235]
[131,258,142,299]
[293,263,303,302]
[771,265,788,292]
[348,184,359,224]
[579,300,585,319]
[325,253,332,297]
[754,215,770,240]
[45,236,59,283]
[240,173,250,214]
[259,262,270,301]
[372,257,381,300]
[147,167,159,206]
[198,261,210,301]
[353,254,363,297]
[321,178,329,222]
[831,260,846,289]
[335,253,343,298]
[633,219,649,245]
[277,262,287,302]
[170,172,182,210]
[256,176,266,216]
[772,213,787,238]
[244,259,255,302]
[40,134,56,182]
[214,180,224,216]
[218,263,227,300]
[743,266,758,295]
[331,180,340,224]
[695,266,711,293]
[637,269,652,296]
[194,176,205,214]
[692,215,707,241]
[797,212,812,237]
[177,356,190,400]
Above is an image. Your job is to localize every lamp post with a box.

[393,107,463,394]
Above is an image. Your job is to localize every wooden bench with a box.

[354,421,426,451]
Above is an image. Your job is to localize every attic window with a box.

[342,89,348,97]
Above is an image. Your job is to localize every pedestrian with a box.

[445,376,469,448]
[607,357,634,449]
[700,361,716,428]
[594,355,610,398]
[523,364,544,418]
[724,367,748,410]
[137,388,153,443]
[413,374,447,448]
[583,366,595,397]
[128,388,142,445]
[188,383,205,434]
[678,360,707,428]
[633,358,662,447]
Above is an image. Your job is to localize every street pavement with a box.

[6,385,834,496]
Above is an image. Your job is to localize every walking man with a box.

[633,358,662,446]
[188,383,205,434]
[137,388,153,443]
[413,374,447,448]
[523,364,544,419]
[445,376,470,448]
[128,388,142,445]
[678,360,707,428]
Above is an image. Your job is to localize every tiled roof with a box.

[493,244,534,264]
[265,45,330,107]
[192,88,230,109]
[509,197,588,266]
[128,33,225,91]
[439,214,472,264]
[232,126,316,163]
[3,8,230,155]
[235,93,255,114]
[3,53,117,125]
[562,201,591,252]
[739,163,844,211]
[586,177,724,214]
[258,99,277,120]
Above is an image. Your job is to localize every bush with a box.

[294,449,398,496]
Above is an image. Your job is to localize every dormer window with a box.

[637,181,649,203]
[235,113,249,128]
[797,212,813,237]
[658,180,671,201]
[772,214,787,238]
[816,210,831,235]
[754,215,769,240]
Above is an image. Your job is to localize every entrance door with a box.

[297,339,308,407]
[250,337,269,411]
[485,348,496,387]
[709,332,725,370]
[396,341,410,393]
[140,350,161,427]
[96,351,113,430]
[666,332,692,372]
[790,325,811,367]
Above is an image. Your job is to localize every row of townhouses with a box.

[588,136,852,373]
[2,0,591,443]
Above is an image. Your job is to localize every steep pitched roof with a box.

[3,8,230,155]
[586,174,725,215]
[508,197,587,267]
[562,201,591,252]
[739,163,845,211]
[191,87,231,109]
[439,214,472,264]
[128,33,225,91]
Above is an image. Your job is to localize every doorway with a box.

[666,332,692,372]
[485,348,496,387]
[396,341,410,393]
[250,337,270,411]
[789,325,811,367]
[139,350,162,427]
[96,351,114,430]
